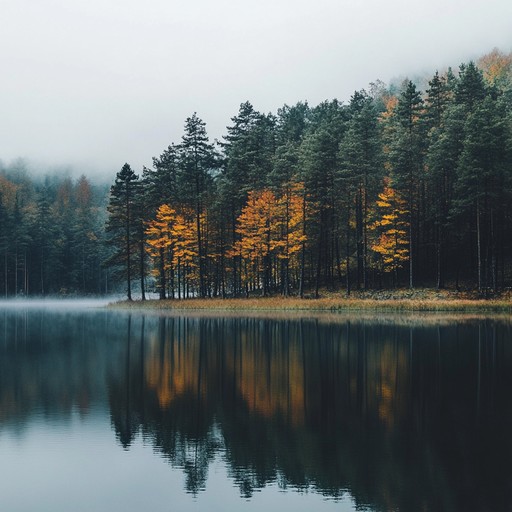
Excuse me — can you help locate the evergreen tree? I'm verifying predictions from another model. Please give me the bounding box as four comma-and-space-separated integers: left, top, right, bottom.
276, 102, 310, 145
299, 100, 347, 296
387, 80, 425, 288
453, 95, 510, 291
178, 113, 217, 297
455, 62, 486, 112
339, 90, 383, 289
106, 164, 141, 300
11, 193, 32, 296
0, 192, 8, 297
219, 103, 276, 295
424, 71, 455, 288
425, 72, 451, 130
34, 185, 56, 294
143, 143, 180, 214
426, 103, 465, 288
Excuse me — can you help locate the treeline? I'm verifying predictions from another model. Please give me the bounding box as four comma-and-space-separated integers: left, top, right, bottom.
107, 49, 512, 299
0, 164, 110, 296
2, 49, 512, 298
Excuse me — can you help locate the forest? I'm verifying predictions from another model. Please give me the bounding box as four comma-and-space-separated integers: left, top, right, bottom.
1, 48, 512, 298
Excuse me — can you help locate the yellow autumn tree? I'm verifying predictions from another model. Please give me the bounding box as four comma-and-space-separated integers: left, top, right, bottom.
171, 208, 198, 298
146, 204, 198, 299
145, 204, 177, 299
477, 48, 512, 85
230, 185, 308, 295
231, 189, 282, 295
369, 183, 409, 281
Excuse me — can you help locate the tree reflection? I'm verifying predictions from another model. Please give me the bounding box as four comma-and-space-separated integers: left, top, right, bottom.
1, 310, 512, 510
106, 315, 512, 509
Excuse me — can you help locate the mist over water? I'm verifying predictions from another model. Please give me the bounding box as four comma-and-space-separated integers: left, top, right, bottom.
0, 297, 119, 310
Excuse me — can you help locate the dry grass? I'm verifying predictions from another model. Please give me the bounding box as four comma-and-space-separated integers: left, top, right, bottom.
108, 290, 512, 313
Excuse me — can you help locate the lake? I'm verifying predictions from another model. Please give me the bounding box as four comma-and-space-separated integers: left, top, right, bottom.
1, 303, 511, 511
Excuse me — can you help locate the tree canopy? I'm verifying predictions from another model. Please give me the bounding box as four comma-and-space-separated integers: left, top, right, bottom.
2, 48, 512, 298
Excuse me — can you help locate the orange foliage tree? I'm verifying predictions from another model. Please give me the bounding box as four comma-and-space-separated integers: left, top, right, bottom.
145, 204, 176, 299
146, 204, 198, 299
171, 208, 198, 298
230, 184, 306, 295
478, 48, 512, 85
369, 183, 409, 282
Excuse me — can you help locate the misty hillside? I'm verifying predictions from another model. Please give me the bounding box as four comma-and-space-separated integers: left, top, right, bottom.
1, 48, 512, 297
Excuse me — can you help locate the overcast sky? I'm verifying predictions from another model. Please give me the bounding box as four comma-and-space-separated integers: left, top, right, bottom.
1, 0, 512, 178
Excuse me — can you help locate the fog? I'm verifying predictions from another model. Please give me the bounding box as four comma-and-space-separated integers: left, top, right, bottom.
0, 297, 120, 310
1, 0, 511, 176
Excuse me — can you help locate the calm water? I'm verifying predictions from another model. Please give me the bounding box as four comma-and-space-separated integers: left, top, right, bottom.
1, 305, 512, 511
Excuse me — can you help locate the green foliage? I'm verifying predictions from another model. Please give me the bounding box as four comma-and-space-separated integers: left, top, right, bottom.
106, 163, 142, 300
3, 49, 512, 297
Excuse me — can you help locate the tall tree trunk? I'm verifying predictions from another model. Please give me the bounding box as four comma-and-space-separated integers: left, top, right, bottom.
363, 177, 368, 290
409, 210, 413, 289
126, 189, 132, 302
299, 191, 307, 299
139, 225, 146, 301
15, 245, 18, 297
436, 225, 444, 289
196, 208, 204, 298
476, 199, 482, 293
40, 245, 45, 295
356, 187, 363, 290
159, 247, 166, 300
315, 218, 323, 299
346, 209, 351, 297
4, 252, 7, 298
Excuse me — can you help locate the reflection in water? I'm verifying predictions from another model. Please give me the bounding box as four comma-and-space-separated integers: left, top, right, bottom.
1, 309, 512, 511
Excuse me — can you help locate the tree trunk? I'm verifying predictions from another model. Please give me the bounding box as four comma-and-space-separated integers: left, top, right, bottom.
139, 225, 146, 301
299, 191, 307, 299
346, 200, 351, 297
159, 246, 166, 300
476, 200, 482, 293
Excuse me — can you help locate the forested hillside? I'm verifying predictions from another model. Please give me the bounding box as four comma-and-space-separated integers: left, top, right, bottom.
2, 49, 512, 297
0, 165, 110, 296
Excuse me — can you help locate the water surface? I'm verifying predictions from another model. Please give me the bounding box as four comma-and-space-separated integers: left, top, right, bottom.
1, 305, 511, 511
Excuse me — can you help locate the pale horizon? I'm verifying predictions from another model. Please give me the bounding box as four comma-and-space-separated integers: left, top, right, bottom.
2, 0, 511, 178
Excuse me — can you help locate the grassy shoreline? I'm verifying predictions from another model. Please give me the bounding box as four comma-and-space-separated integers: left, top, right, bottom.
108, 291, 512, 313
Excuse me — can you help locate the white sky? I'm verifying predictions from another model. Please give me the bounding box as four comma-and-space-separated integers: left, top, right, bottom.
1, 0, 511, 178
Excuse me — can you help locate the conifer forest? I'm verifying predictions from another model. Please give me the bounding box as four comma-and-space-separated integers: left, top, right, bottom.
2, 49, 512, 298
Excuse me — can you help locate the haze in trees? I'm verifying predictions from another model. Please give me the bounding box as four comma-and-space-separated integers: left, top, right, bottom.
2, 48, 512, 298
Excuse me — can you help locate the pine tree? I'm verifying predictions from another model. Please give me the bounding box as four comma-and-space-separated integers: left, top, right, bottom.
426, 103, 465, 288
299, 100, 347, 296
0, 192, 8, 297
106, 164, 141, 300
387, 80, 425, 288
455, 62, 486, 113
276, 102, 310, 145
143, 143, 180, 213
34, 185, 56, 294
219, 103, 278, 295
425, 71, 455, 288
453, 95, 509, 291
178, 113, 217, 297
339, 90, 383, 290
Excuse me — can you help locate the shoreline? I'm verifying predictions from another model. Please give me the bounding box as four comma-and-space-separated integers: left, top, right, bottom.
108, 293, 512, 313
